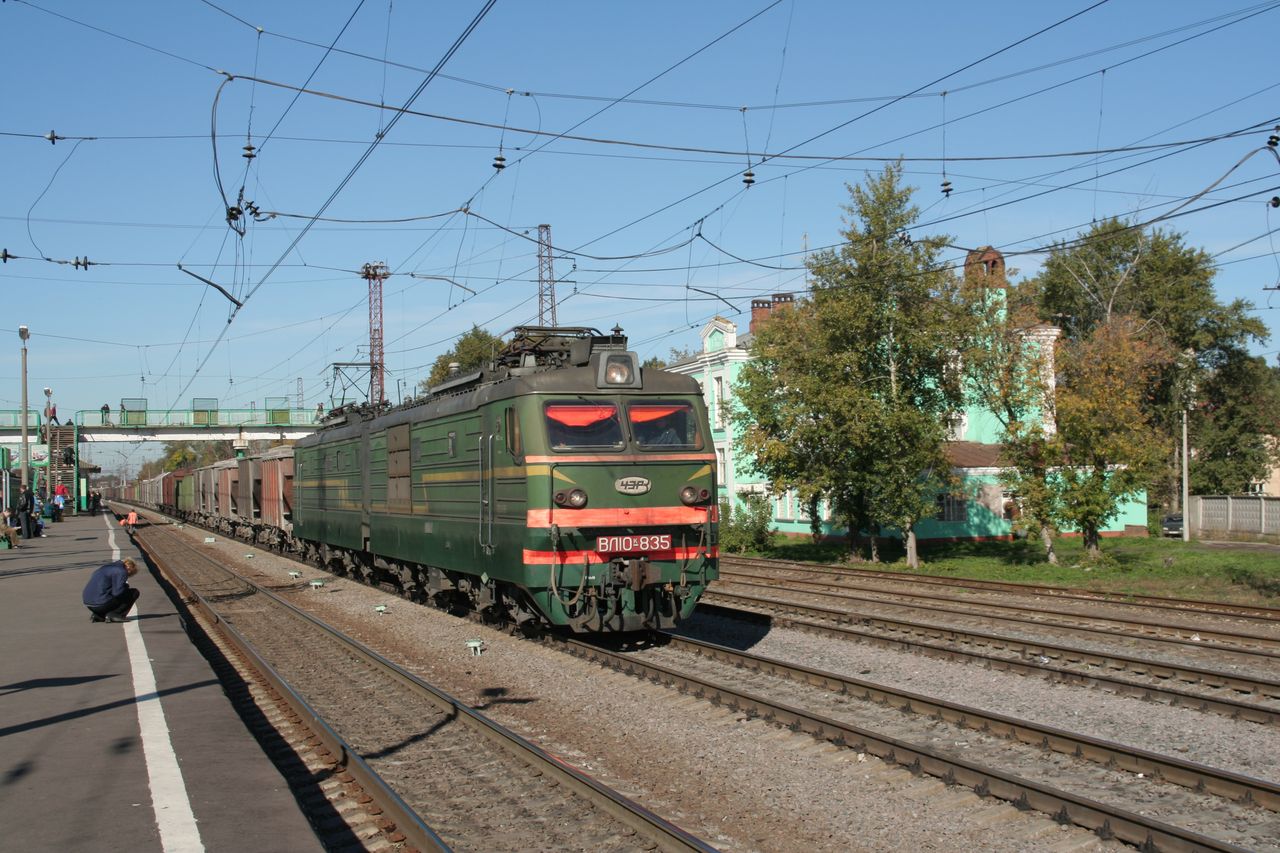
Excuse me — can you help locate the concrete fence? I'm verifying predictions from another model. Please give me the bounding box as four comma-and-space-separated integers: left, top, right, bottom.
1189, 495, 1280, 539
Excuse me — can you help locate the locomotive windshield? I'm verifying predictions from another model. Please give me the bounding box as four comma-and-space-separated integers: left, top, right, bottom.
544, 402, 624, 450
628, 401, 702, 449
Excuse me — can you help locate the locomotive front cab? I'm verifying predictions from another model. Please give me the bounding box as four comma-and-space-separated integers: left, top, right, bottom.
525, 365, 718, 632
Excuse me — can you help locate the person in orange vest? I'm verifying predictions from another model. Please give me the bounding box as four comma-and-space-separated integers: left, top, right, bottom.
121, 510, 139, 533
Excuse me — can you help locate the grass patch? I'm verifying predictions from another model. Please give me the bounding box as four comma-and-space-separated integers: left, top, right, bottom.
745, 535, 1280, 605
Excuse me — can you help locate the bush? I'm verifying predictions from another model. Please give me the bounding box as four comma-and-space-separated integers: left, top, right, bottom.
1225, 565, 1280, 597
719, 493, 776, 554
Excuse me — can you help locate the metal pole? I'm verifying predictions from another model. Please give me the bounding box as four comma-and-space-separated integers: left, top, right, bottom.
19, 326, 29, 490
1181, 407, 1190, 542
43, 387, 52, 493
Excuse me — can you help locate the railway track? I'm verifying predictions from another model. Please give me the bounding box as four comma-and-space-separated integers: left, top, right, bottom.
124, 505, 1279, 849
702, 586, 1280, 712
694, 601, 1280, 726
706, 584, 1280, 701
558, 631, 1278, 852
721, 555, 1280, 622
715, 565, 1280, 655
134, 522, 716, 853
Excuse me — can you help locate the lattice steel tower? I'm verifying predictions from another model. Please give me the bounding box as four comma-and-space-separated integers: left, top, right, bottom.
362, 262, 390, 405
537, 223, 557, 326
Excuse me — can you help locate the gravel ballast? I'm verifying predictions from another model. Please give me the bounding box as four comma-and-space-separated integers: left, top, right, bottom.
152, 516, 1254, 852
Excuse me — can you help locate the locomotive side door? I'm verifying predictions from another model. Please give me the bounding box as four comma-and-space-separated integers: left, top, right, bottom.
478, 408, 497, 554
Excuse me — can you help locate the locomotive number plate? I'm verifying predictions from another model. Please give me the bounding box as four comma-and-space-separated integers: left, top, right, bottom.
597, 534, 671, 553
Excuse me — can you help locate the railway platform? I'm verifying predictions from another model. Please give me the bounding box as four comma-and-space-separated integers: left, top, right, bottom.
0, 510, 322, 852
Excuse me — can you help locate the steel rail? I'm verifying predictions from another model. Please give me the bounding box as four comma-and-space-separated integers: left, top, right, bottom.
722, 555, 1280, 622
139, 525, 717, 853
702, 590, 1280, 700
557, 636, 1255, 853
716, 572, 1280, 658
657, 632, 1280, 811
695, 602, 1280, 726
132, 535, 451, 853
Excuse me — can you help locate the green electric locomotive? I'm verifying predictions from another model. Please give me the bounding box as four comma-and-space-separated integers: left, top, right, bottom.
293, 326, 718, 632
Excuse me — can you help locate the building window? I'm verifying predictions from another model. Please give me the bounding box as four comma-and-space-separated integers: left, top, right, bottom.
937, 493, 968, 523
713, 376, 725, 427
945, 411, 967, 441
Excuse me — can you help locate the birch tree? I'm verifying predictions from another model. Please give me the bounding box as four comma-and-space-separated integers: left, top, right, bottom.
735, 164, 966, 568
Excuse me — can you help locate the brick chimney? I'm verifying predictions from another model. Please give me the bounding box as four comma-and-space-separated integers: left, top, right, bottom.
749, 298, 772, 334
963, 246, 1005, 282
749, 293, 795, 335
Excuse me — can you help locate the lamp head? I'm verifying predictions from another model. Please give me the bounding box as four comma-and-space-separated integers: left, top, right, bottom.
43, 387, 51, 397
18, 326, 29, 341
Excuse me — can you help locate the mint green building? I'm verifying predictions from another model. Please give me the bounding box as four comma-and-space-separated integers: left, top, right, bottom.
669, 250, 1147, 542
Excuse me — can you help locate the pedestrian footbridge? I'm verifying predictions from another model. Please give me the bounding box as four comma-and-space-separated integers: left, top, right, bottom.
0, 406, 323, 442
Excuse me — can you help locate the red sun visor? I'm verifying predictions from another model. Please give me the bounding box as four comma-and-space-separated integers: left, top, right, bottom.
545, 404, 617, 427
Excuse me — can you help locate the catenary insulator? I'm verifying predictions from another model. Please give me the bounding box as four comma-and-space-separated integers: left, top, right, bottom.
742, 169, 755, 186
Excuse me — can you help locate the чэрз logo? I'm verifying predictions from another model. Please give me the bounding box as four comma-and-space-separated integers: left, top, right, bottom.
614, 477, 651, 495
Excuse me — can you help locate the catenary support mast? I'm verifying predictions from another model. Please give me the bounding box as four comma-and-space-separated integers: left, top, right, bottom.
537, 224, 557, 326
362, 262, 389, 405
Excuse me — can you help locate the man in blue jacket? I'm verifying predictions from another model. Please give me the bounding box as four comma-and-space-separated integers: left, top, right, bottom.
82, 558, 140, 623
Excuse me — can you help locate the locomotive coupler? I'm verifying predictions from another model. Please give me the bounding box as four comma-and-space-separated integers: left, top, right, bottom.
608, 556, 651, 591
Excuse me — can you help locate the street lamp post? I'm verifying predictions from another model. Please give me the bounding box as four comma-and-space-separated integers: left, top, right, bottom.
1180, 348, 1196, 543
1182, 407, 1190, 543
44, 386, 58, 509
18, 326, 29, 489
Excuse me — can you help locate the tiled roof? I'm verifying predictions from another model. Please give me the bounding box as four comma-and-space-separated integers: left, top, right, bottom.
945, 441, 1003, 468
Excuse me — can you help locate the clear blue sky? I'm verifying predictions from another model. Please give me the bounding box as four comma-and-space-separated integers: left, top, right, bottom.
3, 1, 1279, 473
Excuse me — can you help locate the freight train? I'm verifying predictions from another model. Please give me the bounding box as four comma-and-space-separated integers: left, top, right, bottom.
121, 326, 719, 632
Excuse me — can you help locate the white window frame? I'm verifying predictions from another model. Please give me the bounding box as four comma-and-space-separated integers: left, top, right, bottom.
937, 493, 968, 523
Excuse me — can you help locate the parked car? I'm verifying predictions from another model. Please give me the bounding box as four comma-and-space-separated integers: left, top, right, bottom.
1161, 514, 1184, 538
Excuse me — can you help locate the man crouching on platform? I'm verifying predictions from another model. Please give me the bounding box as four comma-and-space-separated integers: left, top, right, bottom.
83, 558, 140, 623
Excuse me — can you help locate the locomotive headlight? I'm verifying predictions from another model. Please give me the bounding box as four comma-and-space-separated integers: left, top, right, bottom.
594, 351, 641, 388
604, 356, 633, 385
680, 486, 710, 506
554, 488, 589, 508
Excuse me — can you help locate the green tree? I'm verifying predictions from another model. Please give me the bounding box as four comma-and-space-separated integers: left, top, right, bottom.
734, 163, 968, 568
418, 326, 504, 392
1032, 218, 1268, 505
642, 345, 698, 370
1191, 355, 1280, 494
1051, 316, 1173, 557
717, 493, 776, 553
962, 275, 1063, 564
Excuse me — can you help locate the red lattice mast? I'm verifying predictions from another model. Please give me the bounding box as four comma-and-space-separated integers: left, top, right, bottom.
537, 223, 557, 326
362, 262, 389, 405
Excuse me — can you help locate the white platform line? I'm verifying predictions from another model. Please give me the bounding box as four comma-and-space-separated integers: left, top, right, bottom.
105, 514, 205, 852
